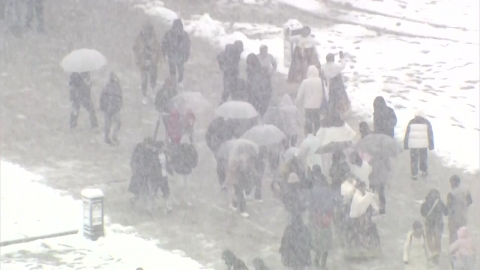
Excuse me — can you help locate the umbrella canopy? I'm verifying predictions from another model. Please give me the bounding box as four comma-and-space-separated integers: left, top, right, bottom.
166, 91, 211, 115
216, 139, 259, 160
315, 141, 353, 154
356, 133, 399, 158
282, 147, 300, 163
298, 134, 323, 159
61, 49, 107, 73
241, 124, 286, 146
215, 101, 258, 120
316, 123, 356, 147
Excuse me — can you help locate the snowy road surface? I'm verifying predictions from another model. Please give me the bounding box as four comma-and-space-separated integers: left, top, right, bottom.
0, 161, 210, 270
1, 0, 479, 269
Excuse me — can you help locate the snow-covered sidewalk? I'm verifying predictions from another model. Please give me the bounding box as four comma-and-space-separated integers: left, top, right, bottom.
131, 0, 479, 173
0, 161, 210, 270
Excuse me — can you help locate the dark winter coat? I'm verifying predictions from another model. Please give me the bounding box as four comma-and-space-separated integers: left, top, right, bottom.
133, 22, 163, 70
205, 117, 235, 154
129, 142, 161, 197
222, 250, 250, 270
155, 78, 177, 113
369, 154, 390, 186
421, 190, 448, 227
69, 72, 92, 103
373, 96, 397, 138
100, 73, 123, 115
231, 78, 249, 101
404, 116, 434, 150
280, 218, 313, 268
170, 143, 198, 175
162, 19, 191, 63
283, 182, 308, 217
217, 44, 241, 77
246, 54, 271, 116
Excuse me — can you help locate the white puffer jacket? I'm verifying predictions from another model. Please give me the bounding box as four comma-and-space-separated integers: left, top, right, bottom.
295, 65, 325, 109
404, 114, 434, 150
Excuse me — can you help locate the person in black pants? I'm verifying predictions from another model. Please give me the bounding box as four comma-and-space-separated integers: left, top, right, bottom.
99, 72, 123, 145
404, 110, 434, 180
217, 41, 243, 103
69, 72, 98, 129
162, 19, 190, 86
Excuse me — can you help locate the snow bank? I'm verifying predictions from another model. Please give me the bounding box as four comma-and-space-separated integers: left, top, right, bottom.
133, 0, 178, 25
0, 161, 210, 270
328, 0, 479, 31
277, 0, 478, 44
131, 1, 479, 172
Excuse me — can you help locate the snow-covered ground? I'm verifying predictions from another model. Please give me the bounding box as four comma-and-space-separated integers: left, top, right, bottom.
0, 161, 210, 270
133, 0, 479, 173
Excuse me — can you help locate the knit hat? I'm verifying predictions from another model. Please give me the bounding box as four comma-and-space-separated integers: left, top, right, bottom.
287, 173, 300, 183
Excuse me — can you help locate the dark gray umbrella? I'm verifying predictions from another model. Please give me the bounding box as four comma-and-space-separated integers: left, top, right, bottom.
315, 141, 353, 154
356, 133, 399, 158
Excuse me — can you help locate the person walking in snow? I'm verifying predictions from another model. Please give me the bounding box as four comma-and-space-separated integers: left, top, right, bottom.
129, 137, 161, 212
421, 189, 448, 264
295, 65, 326, 135
373, 96, 397, 138
257, 44, 277, 93
162, 18, 190, 86
246, 53, 271, 117
218, 41, 244, 103
349, 151, 372, 189
321, 52, 349, 117
278, 94, 301, 147
280, 215, 313, 270
403, 220, 429, 270
283, 173, 308, 219
447, 175, 473, 244
222, 249, 250, 270
404, 110, 434, 180
449, 226, 476, 270
359, 121, 371, 139
69, 72, 98, 129
99, 72, 123, 145
369, 153, 390, 215
226, 154, 258, 218
308, 165, 336, 270
133, 20, 163, 104
154, 141, 173, 212
25, 0, 44, 32
287, 46, 305, 84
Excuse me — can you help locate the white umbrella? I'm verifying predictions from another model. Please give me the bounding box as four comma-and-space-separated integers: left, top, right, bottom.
61, 49, 107, 73
316, 123, 356, 146
242, 124, 286, 146
167, 91, 211, 115
216, 139, 259, 160
215, 101, 258, 120
298, 134, 323, 158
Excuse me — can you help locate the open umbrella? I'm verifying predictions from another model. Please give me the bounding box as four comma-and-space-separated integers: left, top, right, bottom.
60, 49, 107, 73
316, 123, 356, 146
215, 101, 258, 120
166, 91, 211, 115
315, 141, 353, 154
241, 124, 286, 146
356, 133, 399, 158
216, 139, 259, 160
298, 134, 323, 158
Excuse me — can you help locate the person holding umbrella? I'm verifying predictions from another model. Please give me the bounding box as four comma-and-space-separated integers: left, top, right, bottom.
69, 72, 98, 129
133, 20, 163, 104
25, 0, 44, 32
99, 72, 123, 145
162, 18, 191, 87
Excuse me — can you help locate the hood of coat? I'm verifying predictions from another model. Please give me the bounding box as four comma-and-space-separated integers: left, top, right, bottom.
171, 19, 184, 34
322, 62, 342, 79
414, 109, 426, 118
280, 94, 294, 107
373, 96, 387, 111
457, 227, 470, 239
306, 65, 319, 78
